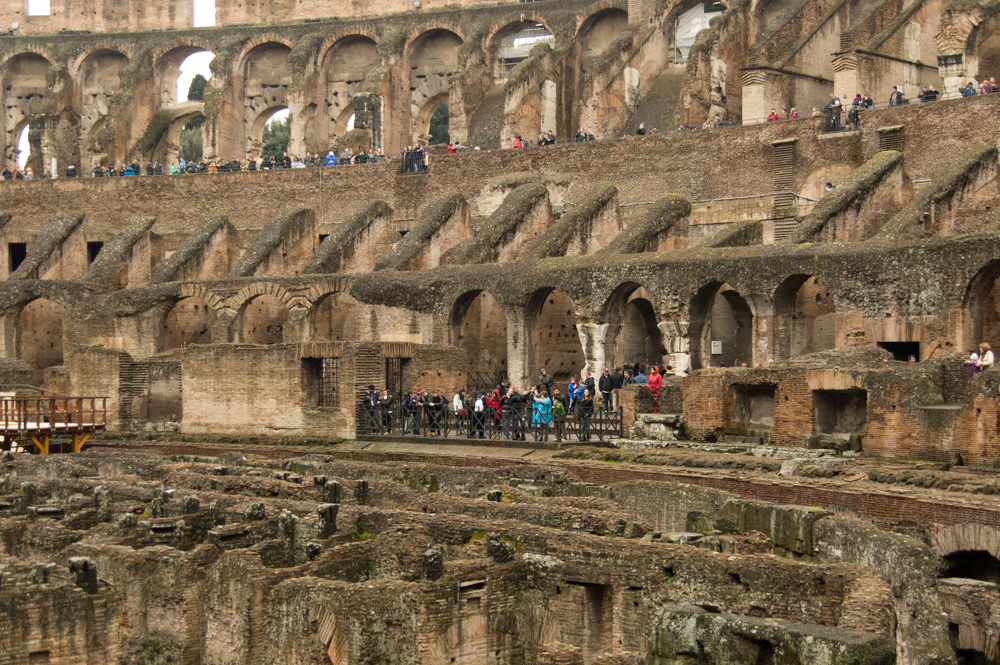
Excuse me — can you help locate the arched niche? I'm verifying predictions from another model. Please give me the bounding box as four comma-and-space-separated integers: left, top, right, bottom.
239, 294, 289, 344
162, 297, 216, 351
450, 290, 508, 374
526, 288, 583, 385
16, 298, 64, 370
689, 282, 753, 369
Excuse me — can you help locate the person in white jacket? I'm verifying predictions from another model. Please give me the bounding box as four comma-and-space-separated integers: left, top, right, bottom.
978, 343, 995, 370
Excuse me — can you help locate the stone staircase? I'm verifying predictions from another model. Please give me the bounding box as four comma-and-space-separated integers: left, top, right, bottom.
771, 140, 800, 242
118, 354, 149, 425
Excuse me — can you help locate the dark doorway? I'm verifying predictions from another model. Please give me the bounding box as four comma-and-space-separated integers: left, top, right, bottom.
8, 242, 26, 273
87, 241, 104, 265
877, 341, 919, 362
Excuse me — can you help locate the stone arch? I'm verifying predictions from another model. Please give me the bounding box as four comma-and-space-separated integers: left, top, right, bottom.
450, 290, 508, 374
488, 19, 555, 82
180, 283, 227, 311
689, 281, 754, 369
407, 29, 463, 145
963, 260, 1000, 353
415, 92, 449, 145
1, 52, 51, 170
309, 291, 367, 342
602, 282, 664, 370
242, 42, 293, 155
15, 298, 64, 370
229, 283, 297, 314
249, 106, 290, 158
576, 8, 629, 59
526, 288, 583, 385
162, 296, 217, 351
933, 524, 1000, 581
968, 12, 1000, 89
773, 274, 835, 361
155, 44, 217, 106
321, 36, 377, 146
237, 294, 289, 344
156, 110, 207, 167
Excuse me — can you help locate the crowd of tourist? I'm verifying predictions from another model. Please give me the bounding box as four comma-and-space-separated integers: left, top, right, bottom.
361, 364, 678, 441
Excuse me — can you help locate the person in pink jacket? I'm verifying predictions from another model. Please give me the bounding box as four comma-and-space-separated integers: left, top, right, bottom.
647, 366, 662, 413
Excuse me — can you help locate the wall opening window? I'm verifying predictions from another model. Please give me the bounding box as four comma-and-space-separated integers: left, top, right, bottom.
27, 0, 51, 17
192, 0, 216, 27
8, 243, 27, 274
877, 341, 920, 362
86, 241, 104, 265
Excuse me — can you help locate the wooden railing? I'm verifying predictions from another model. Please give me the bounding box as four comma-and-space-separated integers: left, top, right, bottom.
0, 396, 108, 435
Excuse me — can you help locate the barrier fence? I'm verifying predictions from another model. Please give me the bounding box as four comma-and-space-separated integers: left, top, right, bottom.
359, 399, 622, 443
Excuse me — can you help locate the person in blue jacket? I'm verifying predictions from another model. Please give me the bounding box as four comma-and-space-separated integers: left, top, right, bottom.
323, 151, 338, 167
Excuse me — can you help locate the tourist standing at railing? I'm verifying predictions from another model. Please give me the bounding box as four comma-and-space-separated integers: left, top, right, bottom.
452, 389, 466, 428
634, 366, 647, 385
647, 366, 662, 414
567, 376, 578, 411
977, 343, 994, 371
472, 393, 486, 439
534, 391, 553, 442
363, 385, 379, 432
578, 390, 594, 441
379, 390, 393, 434
598, 368, 613, 412
889, 86, 905, 106
403, 391, 422, 435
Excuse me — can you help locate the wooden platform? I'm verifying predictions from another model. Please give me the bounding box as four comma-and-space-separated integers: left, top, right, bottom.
0, 396, 108, 454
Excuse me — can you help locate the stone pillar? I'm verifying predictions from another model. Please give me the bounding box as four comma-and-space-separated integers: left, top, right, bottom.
938, 53, 973, 98
325, 481, 342, 504
284, 306, 308, 344
317, 503, 339, 538
658, 320, 691, 373
352, 93, 384, 154
505, 306, 531, 389
576, 321, 610, 379
354, 479, 369, 506
68, 557, 99, 594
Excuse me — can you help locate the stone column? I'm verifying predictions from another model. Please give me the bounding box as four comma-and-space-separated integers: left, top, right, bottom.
284, 306, 308, 344
576, 321, 610, 378
353, 93, 384, 154
658, 320, 691, 373
505, 306, 531, 388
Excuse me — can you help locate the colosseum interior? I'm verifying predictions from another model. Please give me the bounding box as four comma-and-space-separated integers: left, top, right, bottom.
5, 0, 1000, 663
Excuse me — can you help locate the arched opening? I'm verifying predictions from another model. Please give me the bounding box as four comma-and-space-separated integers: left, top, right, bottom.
451, 291, 508, 374
578, 9, 629, 60
941, 550, 1000, 583
179, 114, 207, 163
334, 105, 356, 138
250, 107, 290, 160
322, 36, 376, 144
526, 288, 583, 385
773, 275, 835, 361
491, 21, 554, 82
163, 297, 216, 351
604, 284, 664, 369
243, 43, 292, 155
156, 47, 216, 106
2, 53, 50, 171
415, 94, 449, 146
689, 282, 753, 369
78, 49, 128, 107
310, 292, 365, 342
408, 29, 462, 144
16, 299, 64, 370
964, 261, 1000, 353
240, 294, 288, 344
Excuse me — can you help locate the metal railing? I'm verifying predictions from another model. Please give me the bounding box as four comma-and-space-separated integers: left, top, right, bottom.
399, 150, 428, 174
359, 399, 622, 443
